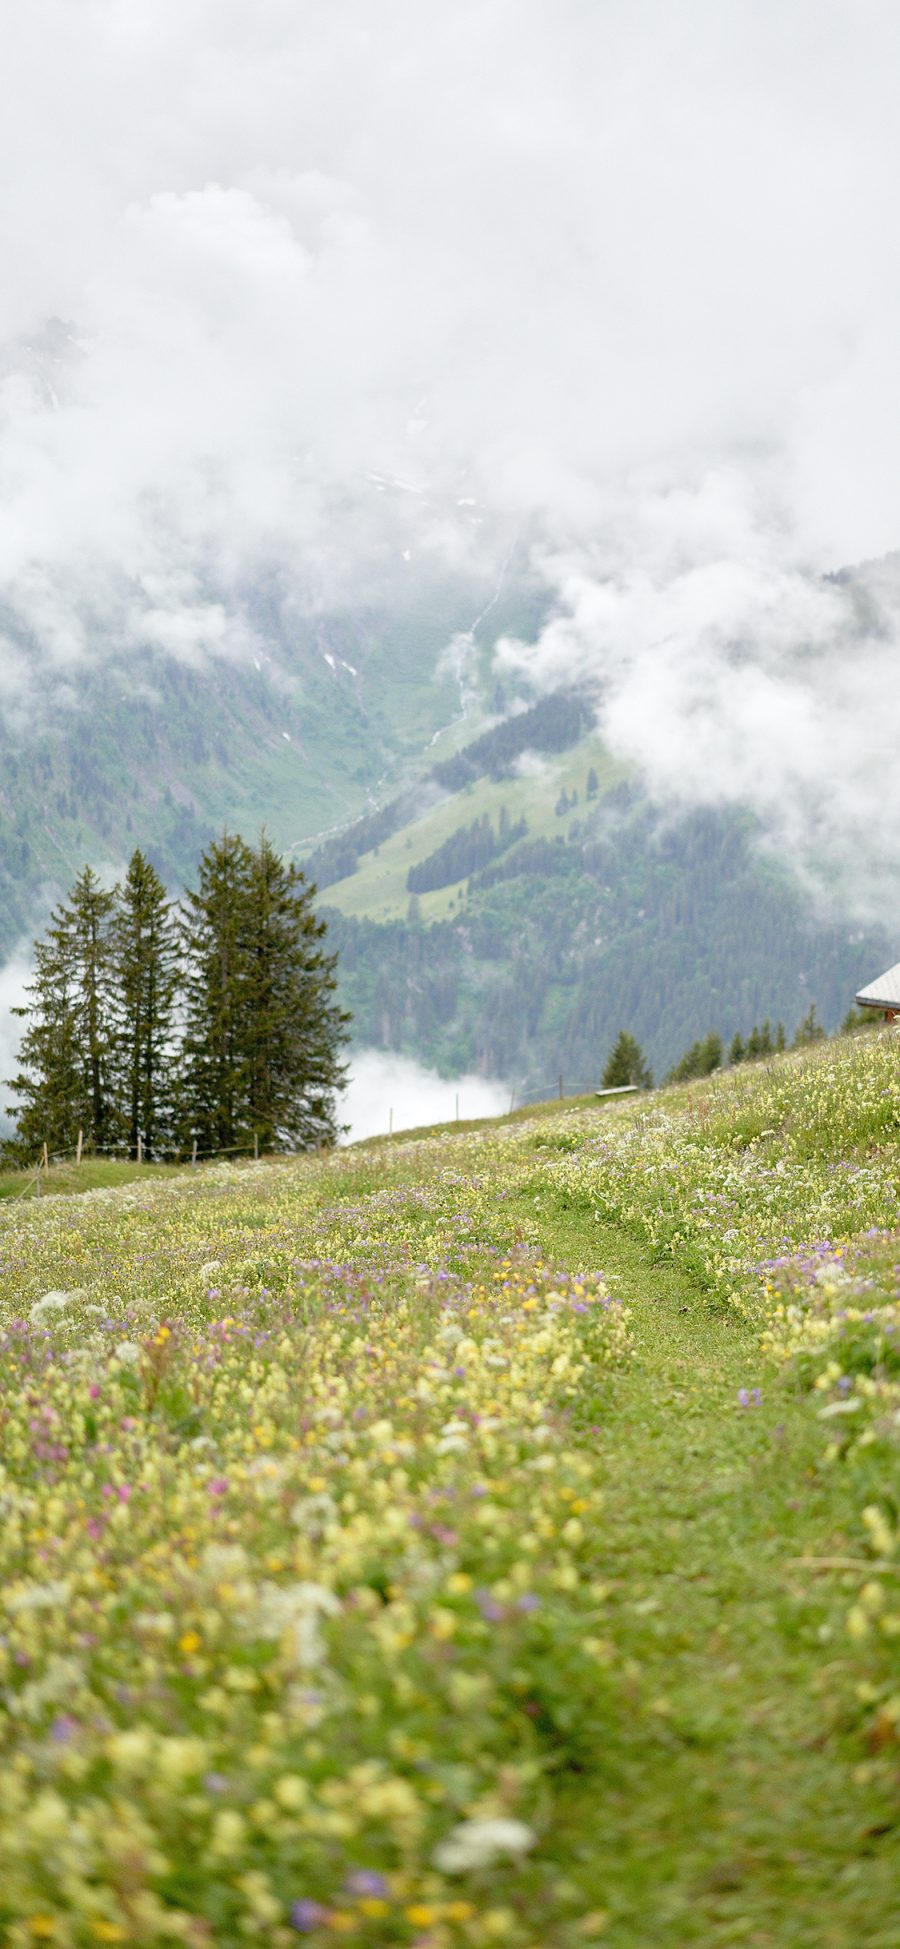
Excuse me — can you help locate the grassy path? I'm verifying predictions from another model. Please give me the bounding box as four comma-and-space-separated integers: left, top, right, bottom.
521, 1190, 900, 1948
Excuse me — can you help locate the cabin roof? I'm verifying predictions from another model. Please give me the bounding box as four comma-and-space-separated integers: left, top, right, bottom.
855, 960, 900, 1009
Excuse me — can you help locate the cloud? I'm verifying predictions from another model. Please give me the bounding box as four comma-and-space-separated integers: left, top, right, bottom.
0, 949, 32, 1133
496, 471, 900, 918
2, 1, 900, 898
342, 1050, 509, 1143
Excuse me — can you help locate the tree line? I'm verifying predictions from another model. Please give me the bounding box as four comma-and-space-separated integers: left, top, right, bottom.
601, 1003, 844, 1092
407, 809, 527, 896
4, 834, 349, 1165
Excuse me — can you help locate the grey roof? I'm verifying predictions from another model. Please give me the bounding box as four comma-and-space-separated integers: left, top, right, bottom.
855, 960, 900, 1009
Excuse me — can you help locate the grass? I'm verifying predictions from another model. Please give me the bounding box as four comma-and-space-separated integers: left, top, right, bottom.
0, 1157, 184, 1203
319, 733, 623, 923
514, 1202, 900, 1946
1, 1036, 899, 1945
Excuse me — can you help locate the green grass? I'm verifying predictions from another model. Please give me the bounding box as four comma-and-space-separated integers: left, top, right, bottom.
1, 1039, 899, 1944
512, 1200, 899, 1945
320, 733, 623, 922
0, 1156, 186, 1202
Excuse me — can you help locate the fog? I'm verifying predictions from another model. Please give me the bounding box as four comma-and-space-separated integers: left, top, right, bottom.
2, 2, 900, 903
341, 1051, 509, 1144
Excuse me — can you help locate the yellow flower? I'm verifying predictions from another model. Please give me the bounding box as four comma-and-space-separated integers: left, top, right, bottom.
178, 1629, 202, 1655
405, 1906, 439, 1928
27, 1922, 58, 1941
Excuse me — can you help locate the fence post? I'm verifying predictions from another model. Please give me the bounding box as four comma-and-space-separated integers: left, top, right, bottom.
137, 1133, 143, 1165
254, 1132, 259, 1160
455, 1093, 459, 1123
388, 1108, 393, 1135
559, 1073, 563, 1100
42, 1140, 49, 1172
191, 1139, 198, 1167
76, 1128, 83, 1166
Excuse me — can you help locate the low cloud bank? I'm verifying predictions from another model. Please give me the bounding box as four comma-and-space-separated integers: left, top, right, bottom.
497, 487, 900, 923
341, 1050, 509, 1144
0, 949, 31, 1132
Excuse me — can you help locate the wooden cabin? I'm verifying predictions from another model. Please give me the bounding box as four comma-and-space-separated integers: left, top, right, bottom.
855, 961, 900, 1023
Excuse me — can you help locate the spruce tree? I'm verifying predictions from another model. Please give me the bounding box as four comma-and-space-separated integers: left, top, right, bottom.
668, 1032, 722, 1083
69, 868, 118, 1151
113, 851, 180, 1159
5, 929, 85, 1160
602, 1030, 653, 1090
179, 833, 252, 1157
794, 1002, 825, 1047
179, 833, 349, 1155
6, 867, 117, 1158
243, 833, 350, 1148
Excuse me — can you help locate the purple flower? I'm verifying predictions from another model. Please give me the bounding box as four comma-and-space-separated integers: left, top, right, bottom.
290, 1900, 329, 1932
737, 1389, 750, 1408
345, 1870, 388, 1898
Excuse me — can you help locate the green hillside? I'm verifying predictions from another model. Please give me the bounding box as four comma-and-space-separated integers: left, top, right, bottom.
323, 786, 890, 1087
1, 569, 892, 1089
0, 570, 536, 958
2, 1029, 899, 1944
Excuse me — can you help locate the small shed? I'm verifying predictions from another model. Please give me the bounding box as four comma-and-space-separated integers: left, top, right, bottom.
854, 961, 900, 1023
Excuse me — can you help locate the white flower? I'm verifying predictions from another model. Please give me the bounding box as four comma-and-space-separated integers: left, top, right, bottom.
200, 1543, 249, 1582
6, 1579, 72, 1613
112, 1340, 142, 1365
432, 1816, 536, 1874
253, 1580, 340, 1668
29, 1289, 83, 1323
199, 1260, 223, 1282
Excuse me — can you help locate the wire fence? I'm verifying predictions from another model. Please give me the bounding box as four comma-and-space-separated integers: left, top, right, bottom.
380, 1078, 639, 1137
509, 1077, 640, 1111
2, 1133, 316, 1200
6, 1081, 641, 1194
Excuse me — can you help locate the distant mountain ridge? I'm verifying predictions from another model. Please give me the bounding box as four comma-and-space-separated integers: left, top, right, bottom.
0, 557, 893, 1085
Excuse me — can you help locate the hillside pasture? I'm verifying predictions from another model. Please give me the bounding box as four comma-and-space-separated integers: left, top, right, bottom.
0, 1035, 899, 1944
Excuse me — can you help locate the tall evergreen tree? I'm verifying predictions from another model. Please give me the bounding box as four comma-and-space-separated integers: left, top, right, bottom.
113, 851, 179, 1159
5, 867, 117, 1158
667, 1031, 722, 1083
70, 867, 118, 1151
243, 834, 349, 1148
5, 928, 85, 1159
602, 1030, 653, 1090
794, 1002, 825, 1048
179, 833, 349, 1155
179, 833, 252, 1157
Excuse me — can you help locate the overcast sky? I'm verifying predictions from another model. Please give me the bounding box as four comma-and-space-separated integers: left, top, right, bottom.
3, 0, 900, 910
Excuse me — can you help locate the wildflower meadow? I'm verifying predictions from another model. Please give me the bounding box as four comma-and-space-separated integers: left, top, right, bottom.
1, 1029, 900, 1945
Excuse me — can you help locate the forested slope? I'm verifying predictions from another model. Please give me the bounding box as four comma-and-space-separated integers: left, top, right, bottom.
326, 802, 889, 1086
